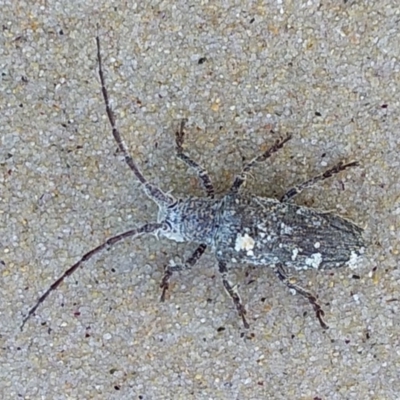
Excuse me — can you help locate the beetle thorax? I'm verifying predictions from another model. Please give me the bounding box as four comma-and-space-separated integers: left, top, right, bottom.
157, 197, 220, 245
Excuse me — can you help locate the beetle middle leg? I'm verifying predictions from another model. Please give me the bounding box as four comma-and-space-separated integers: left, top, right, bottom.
275, 263, 328, 329
218, 260, 249, 329
229, 134, 292, 194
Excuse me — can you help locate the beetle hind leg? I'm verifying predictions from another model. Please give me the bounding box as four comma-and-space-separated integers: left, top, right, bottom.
280, 161, 359, 202
275, 263, 329, 329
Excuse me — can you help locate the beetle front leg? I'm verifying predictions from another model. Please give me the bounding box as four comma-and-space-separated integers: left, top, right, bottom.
160, 244, 207, 301
175, 119, 215, 198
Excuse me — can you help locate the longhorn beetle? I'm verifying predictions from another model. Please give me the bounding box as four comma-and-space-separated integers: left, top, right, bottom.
21, 35, 365, 331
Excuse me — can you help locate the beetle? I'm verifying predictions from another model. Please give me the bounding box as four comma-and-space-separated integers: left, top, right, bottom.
20, 35, 364, 331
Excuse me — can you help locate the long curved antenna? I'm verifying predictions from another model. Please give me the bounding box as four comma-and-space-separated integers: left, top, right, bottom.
96, 34, 174, 206
21, 222, 165, 330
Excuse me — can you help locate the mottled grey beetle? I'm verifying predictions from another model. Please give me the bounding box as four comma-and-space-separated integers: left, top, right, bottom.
21, 36, 365, 331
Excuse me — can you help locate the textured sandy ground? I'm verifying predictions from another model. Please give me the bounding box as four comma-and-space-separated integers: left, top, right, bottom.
1, 1, 399, 399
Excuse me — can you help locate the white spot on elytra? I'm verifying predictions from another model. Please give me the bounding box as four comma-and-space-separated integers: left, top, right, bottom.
314, 242, 321, 249
280, 223, 293, 235
291, 248, 299, 261
305, 253, 322, 269
346, 250, 363, 270
235, 233, 255, 252
257, 223, 267, 232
